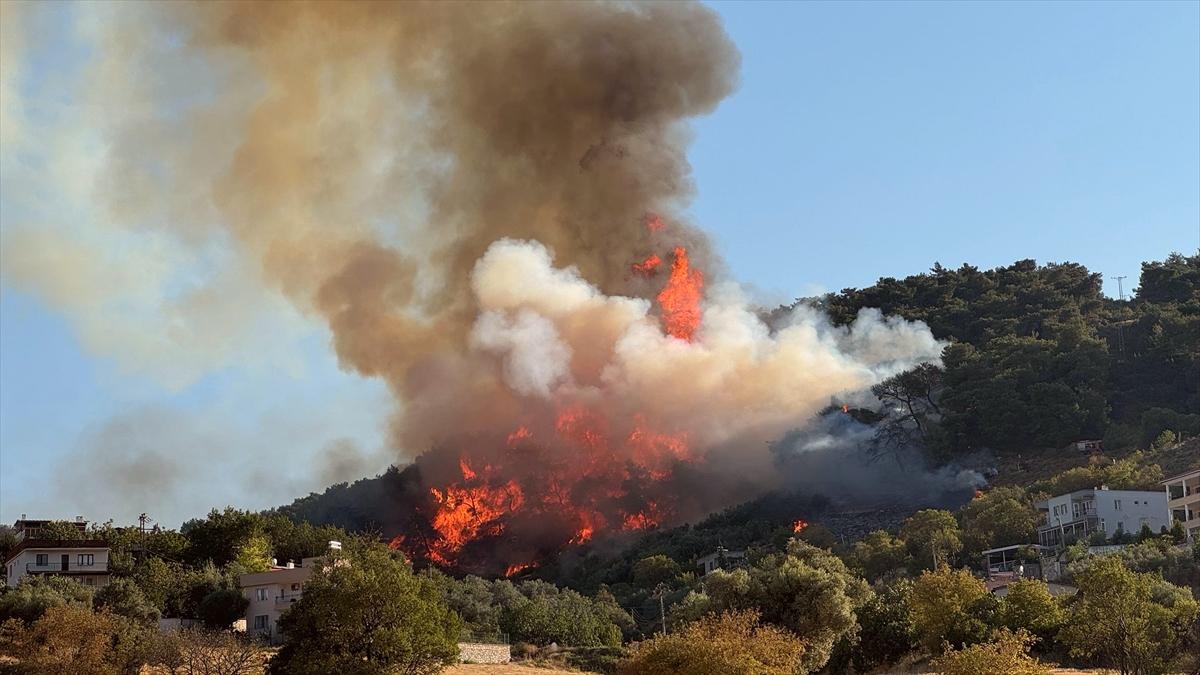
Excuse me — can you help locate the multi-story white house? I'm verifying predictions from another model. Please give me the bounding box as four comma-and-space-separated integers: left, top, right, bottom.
239, 542, 339, 644
1163, 469, 1200, 542
3, 517, 111, 588
1036, 487, 1170, 549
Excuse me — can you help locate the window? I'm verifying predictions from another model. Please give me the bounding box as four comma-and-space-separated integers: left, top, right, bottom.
291, 583, 301, 591
256, 588, 268, 601
35, 554, 47, 566
1114, 500, 1122, 510
1072, 503, 1080, 518
253, 615, 269, 630
77, 554, 94, 566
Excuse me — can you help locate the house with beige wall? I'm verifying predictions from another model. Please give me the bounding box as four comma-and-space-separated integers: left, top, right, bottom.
1164, 469, 1200, 542
240, 542, 340, 644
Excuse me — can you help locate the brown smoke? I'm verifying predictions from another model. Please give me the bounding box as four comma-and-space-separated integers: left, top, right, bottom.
164, 1, 739, 450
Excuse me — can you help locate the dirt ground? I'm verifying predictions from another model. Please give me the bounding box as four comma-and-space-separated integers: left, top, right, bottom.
446, 665, 595, 675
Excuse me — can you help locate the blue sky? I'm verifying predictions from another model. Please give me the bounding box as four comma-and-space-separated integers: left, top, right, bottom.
1, 1, 1197, 527
692, 0, 1199, 298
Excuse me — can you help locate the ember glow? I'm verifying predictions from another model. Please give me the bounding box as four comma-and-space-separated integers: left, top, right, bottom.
792, 519, 809, 533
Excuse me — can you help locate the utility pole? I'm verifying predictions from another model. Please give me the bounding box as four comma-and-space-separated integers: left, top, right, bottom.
654, 583, 669, 636
1111, 275, 1128, 357
1111, 275, 1127, 301
138, 513, 153, 564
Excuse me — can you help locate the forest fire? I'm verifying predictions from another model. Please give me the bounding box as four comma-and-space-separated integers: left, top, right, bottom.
405, 407, 697, 572
395, 238, 708, 573
793, 519, 809, 533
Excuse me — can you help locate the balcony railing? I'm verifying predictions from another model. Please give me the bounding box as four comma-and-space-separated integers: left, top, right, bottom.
26, 562, 103, 573
274, 593, 303, 607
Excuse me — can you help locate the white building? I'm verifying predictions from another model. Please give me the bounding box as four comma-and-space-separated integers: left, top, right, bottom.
239, 542, 339, 644
3, 517, 111, 588
1163, 469, 1200, 542
696, 547, 746, 575
1036, 487, 1170, 549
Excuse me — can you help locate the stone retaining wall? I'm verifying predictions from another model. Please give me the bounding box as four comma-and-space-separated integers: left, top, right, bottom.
458, 642, 511, 664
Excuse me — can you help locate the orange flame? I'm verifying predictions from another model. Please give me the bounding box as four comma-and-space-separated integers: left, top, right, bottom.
792, 519, 808, 533
388, 534, 406, 550
505, 562, 534, 577
631, 253, 662, 277
658, 247, 703, 341
841, 404, 849, 413
427, 480, 524, 565
623, 501, 663, 530
459, 458, 477, 480
506, 425, 531, 447
410, 406, 694, 569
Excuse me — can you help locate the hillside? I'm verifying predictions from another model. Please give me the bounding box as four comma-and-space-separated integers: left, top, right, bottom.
272, 253, 1199, 571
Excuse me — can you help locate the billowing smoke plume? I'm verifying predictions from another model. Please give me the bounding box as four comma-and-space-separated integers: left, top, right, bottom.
2, 1, 946, 568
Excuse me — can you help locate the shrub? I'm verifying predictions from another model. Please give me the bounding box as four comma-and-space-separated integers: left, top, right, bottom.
908, 566, 991, 652
93, 577, 161, 625
503, 590, 623, 647
153, 627, 267, 675
0, 575, 93, 624
698, 540, 872, 673
268, 541, 460, 675
849, 530, 909, 582
957, 487, 1039, 555
564, 645, 627, 675
631, 555, 681, 588
901, 510, 963, 569
932, 629, 1051, 675
197, 588, 249, 630
847, 578, 917, 672
996, 579, 1063, 642
1059, 555, 1200, 674
620, 611, 804, 675
0, 605, 154, 674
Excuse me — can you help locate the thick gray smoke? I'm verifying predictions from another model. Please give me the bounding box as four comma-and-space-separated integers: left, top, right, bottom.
773, 409, 985, 508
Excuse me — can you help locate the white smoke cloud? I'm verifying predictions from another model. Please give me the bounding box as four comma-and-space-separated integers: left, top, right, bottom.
467, 239, 944, 450
471, 309, 573, 398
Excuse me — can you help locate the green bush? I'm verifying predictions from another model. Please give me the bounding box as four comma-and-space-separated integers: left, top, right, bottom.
268, 541, 460, 675
1059, 555, 1199, 674
197, 588, 248, 630
908, 566, 992, 653
0, 575, 93, 624
93, 578, 161, 625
